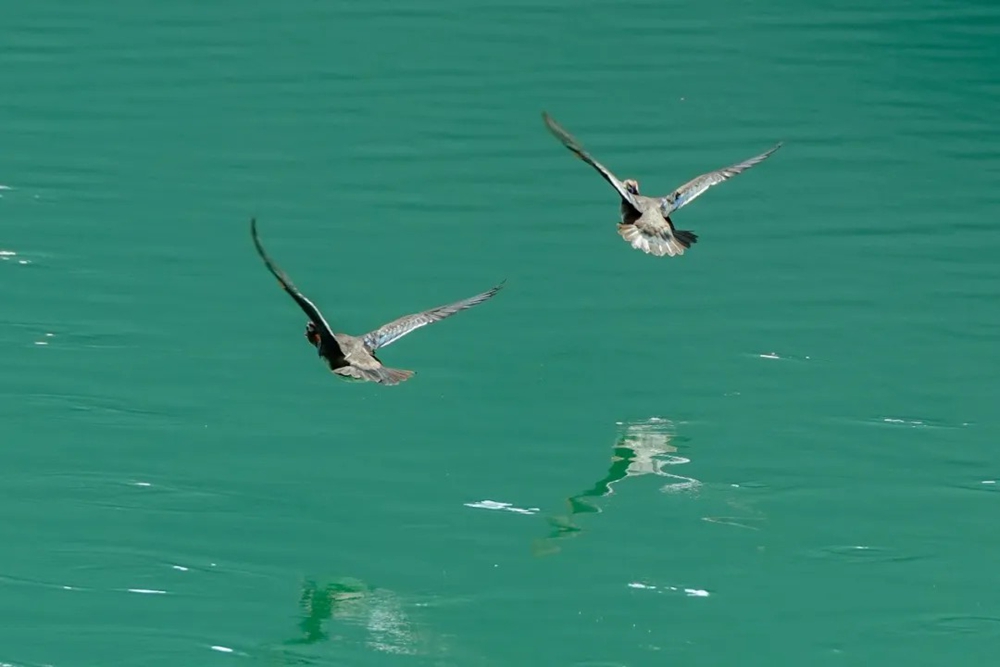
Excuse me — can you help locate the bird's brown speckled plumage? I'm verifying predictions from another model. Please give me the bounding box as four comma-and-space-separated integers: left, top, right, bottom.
542, 111, 781, 257
250, 218, 504, 386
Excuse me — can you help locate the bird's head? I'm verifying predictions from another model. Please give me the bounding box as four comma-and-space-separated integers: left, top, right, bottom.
304, 322, 321, 348
623, 179, 640, 195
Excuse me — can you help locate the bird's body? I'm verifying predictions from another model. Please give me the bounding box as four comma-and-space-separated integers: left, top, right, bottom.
542, 111, 781, 257
250, 218, 503, 386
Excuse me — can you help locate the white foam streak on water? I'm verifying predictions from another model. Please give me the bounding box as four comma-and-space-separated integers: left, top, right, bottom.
628, 582, 710, 597
464, 499, 539, 514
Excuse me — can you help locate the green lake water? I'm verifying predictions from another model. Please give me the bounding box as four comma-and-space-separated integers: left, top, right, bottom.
2, 0, 999, 665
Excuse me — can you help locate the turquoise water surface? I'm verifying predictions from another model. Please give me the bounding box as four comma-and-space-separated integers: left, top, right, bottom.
2, 0, 999, 665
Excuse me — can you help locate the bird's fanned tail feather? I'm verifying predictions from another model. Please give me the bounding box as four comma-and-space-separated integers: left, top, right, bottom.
335, 364, 415, 386
617, 223, 694, 257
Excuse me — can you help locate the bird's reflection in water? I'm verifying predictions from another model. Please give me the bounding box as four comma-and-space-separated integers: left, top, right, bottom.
260, 576, 483, 666
535, 417, 701, 556
281, 577, 430, 658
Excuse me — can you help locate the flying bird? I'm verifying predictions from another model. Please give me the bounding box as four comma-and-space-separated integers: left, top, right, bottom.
250, 217, 504, 386
542, 111, 781, 257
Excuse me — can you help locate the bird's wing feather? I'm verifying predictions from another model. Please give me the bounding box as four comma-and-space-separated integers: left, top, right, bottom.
363, 281, 505, 351
660, 143, 782, 214
250, 217, 343, 355
542, 112, 641, 212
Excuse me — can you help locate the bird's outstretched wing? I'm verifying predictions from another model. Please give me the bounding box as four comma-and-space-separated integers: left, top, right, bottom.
250, 217, 342, 351
363, 280, 505, 351
660, 143, 782, 214
542, 112, 641, 212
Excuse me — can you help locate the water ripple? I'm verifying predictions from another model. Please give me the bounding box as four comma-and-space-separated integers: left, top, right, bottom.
804, 544, 932, 565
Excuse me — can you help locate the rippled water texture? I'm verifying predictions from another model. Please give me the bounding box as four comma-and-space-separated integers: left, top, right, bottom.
2, 0, 999, 665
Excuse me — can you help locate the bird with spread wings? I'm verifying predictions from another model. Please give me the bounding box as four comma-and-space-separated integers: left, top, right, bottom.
250, 217, 504, 386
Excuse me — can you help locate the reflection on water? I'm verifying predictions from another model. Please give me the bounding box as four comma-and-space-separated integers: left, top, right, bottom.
535, 418, 701, 556
286, 577, 420, 654
613, 418, 700, 495
263, 576, 466, 665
